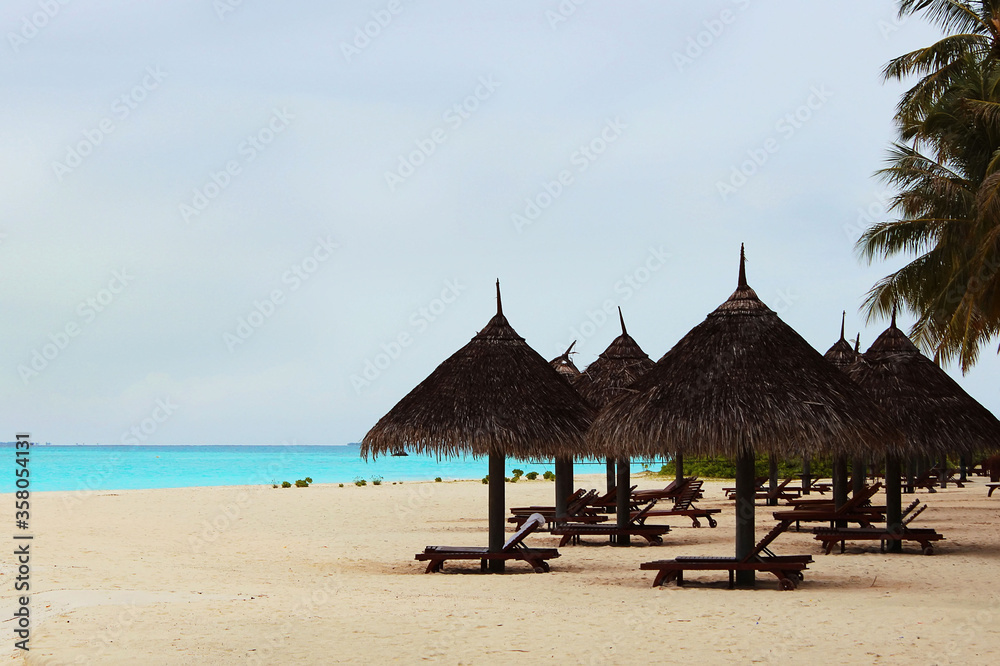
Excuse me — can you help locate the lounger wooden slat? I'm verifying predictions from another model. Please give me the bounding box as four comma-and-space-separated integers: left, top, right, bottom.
812, 500, 944, 555
630, 480, 720, 528
415, 513, 560, 573
640, 520, 811, 590
551, 501, 670, 546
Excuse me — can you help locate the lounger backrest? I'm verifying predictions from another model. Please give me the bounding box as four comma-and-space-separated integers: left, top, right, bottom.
902, 503, 927, 526
836, 482, 882, 514
567, 490, 599, 515
746, 520, 791, 561
629, 499, 659, 524
502, 513, 544, 551
674, 480, 704, 510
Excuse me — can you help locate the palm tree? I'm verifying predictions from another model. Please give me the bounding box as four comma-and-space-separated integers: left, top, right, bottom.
858, 1, 1000, 371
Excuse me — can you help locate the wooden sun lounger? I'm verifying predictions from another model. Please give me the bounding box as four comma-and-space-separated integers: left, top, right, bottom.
984, 482, 1000, 497
640, 520, 812, 590
551, 501, 670, 546
812, 501, 945, 555
631, 477, 698, 502
631, 479, 720, 528
772, 482, 884, 530
508, 489, 609, 528
415, 513, 559, 573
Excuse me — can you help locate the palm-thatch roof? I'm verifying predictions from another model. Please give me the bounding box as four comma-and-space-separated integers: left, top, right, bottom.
846, 311, 1000, 457
549, 341, 582, 378
587, 246, 903, 460
573, 308, 655, 409
361, 282, 596, 461
824, 311, 860, 371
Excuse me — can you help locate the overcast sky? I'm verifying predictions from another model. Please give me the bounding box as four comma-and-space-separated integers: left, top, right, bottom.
3, 1, 995, 446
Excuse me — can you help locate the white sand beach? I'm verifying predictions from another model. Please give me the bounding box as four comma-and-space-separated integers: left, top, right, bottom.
5, 475, 999, 664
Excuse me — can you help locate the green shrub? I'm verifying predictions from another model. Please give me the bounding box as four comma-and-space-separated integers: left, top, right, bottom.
661, 455, 836, 480
281, 481, 291, 488
305, 477, 313, 483
338, 483, 344, 487
511, 468, 524, 478
481, 476, 489, 484
354, 477, 367, 487
525, 471, 538, 480
434, 477, 442, 483
371, 476, 383, 486
295, 479, 309, 488
542, 470, 555, 481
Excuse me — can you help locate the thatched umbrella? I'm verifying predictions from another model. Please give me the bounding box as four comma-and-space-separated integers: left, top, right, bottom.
362, 281, 595, 571
588, 246, 901, 585
574, 308, 656, 545
823, 312, 863, 515
549, 342, 582, 518
847, 309, 1000, 551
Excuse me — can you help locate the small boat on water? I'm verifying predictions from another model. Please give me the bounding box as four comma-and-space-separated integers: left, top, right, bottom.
391, 449, 408, 457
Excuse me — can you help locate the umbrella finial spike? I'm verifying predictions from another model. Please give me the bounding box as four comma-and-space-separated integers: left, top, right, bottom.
566, 340, 576, 356
738, 243, 747, 288
496, 279, 503, 316
840, 311, 846, 341
854, 333, 860, 353
618, 306, 627, 335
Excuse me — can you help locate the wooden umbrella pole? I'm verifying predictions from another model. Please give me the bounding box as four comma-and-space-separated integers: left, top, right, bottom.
674, 452, 684, 483
606, 458, 616, 498
615, 458, 631, 547
801, 455, 811, 496
734, 448, 756, 587
885, 454, 902, 553
767, 453, 778, 507
488, 452, 506, 572
554, 457, 572, 520
833, 456, 849, 528
852, 456, 866, 497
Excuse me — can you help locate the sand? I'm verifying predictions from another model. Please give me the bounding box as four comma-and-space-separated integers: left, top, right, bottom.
4, 474, 999, 664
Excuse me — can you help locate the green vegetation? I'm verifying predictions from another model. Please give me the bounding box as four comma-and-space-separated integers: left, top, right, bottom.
371, 476, 383, 485
481, 476, 489, 484
542, 470, 555, 481
338, 483, 344, 487
660, 456, 835, 480
525, 471, 539, 480
354, 477, 367, 487
281, 481, 291, 488
859, 1, 1000, 370
434, 477, 442, 483
295, 479, 309, 488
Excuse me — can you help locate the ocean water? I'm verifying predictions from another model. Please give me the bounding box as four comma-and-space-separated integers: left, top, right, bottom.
5, 444, 663, 493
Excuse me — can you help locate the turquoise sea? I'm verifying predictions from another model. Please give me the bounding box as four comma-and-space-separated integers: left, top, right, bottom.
6, 444, 665, 493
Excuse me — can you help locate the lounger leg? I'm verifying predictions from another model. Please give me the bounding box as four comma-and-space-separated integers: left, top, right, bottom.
728, 570, 734, 589
558, 534, 571, 547
840, 540, 845, 554
652, 569, 668, 587
425, 560, 438, 574
691, 517, 701, 528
